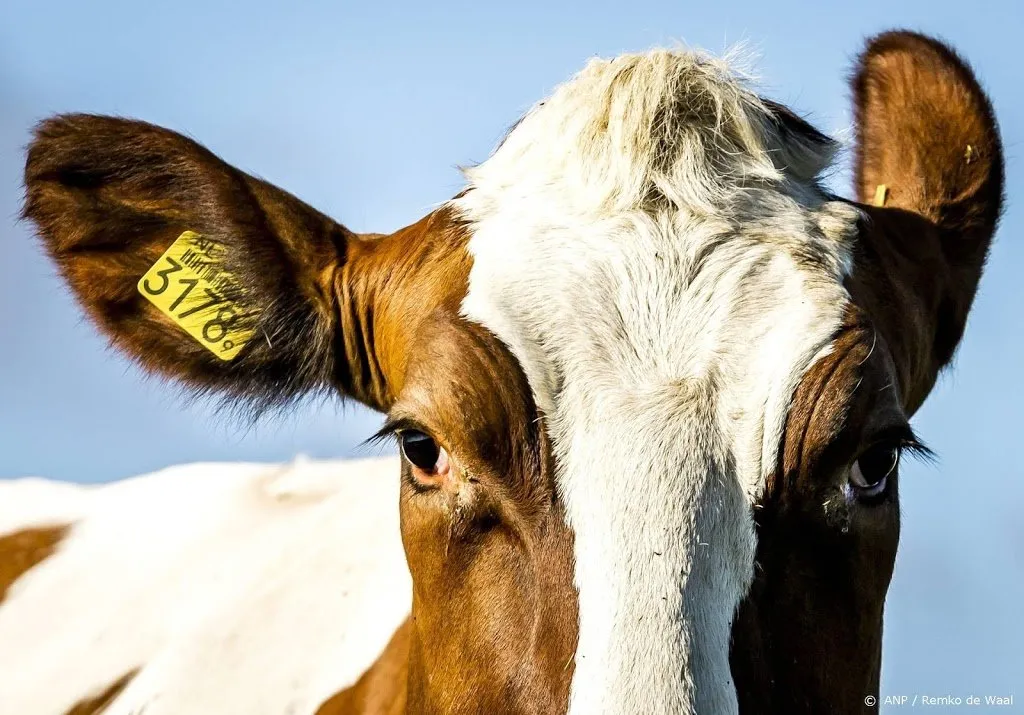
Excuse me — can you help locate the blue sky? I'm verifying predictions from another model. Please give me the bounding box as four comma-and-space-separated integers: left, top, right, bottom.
1, 0, 1021, 707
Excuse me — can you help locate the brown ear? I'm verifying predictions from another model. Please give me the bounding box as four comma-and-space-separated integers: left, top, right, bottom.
849, 31, 1004, 412
23, 114, 385, 411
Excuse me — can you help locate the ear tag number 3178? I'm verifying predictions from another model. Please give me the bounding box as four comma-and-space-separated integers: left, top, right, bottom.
137, 231, 256, 361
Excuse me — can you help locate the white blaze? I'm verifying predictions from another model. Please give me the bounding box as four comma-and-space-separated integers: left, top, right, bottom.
457, 48, 859, 713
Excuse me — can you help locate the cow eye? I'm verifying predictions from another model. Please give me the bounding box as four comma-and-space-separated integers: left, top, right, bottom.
400, 430, 447, 473
850, 443, 900, 500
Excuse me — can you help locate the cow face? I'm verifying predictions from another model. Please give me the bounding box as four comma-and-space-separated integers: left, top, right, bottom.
23, 31, 1001, 714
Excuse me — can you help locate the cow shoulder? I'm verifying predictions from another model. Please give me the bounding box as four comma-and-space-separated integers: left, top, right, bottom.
0, 458, 410, 715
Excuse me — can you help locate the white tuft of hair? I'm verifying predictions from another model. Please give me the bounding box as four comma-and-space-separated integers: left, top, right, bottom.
462, 46, 839, 218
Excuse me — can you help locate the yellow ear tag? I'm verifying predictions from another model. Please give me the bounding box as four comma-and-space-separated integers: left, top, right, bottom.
872, 184, 889, 207
138, 231, 257, 361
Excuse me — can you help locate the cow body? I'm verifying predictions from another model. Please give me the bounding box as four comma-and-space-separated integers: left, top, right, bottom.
0, 459, 409, 714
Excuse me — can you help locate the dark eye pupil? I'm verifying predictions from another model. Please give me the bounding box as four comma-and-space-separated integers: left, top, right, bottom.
859, 445, 899, 485
401, 430, 440, 470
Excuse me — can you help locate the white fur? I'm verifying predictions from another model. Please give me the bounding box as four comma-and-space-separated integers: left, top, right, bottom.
457, 48, 860, 713
0, 457, 409, 715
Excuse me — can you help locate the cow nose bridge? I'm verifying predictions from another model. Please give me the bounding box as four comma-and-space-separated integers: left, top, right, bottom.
554, 398, 757, 714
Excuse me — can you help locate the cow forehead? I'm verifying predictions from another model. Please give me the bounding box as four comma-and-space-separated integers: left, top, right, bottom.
455, 47, 860, 489
454, 48, 861, 712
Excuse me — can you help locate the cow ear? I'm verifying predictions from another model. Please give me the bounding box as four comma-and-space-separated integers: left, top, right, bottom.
853, 31, 1003, 252
23, 113, 379, 411
850, 32, 1004, 410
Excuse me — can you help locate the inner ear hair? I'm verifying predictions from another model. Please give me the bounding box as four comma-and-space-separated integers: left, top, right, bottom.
847, 31, 1004, 411
852, 30, 1004, 261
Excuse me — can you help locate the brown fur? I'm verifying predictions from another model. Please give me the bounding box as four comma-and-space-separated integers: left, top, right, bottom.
317, 311, 579, 715
394, 315, 578, 714
727, 31, 1003, 713
0, 525, 69, 604
851, 30, 1004, 412
22, 115, 475, 415
731, 308, 905, 713
62, 669, 139, 715
22, 114, 357, 412
18, 29, 1002, 714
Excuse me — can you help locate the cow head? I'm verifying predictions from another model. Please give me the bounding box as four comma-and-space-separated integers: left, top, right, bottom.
23, 31, 1002, 714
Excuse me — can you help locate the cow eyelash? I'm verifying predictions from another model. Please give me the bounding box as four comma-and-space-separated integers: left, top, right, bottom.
363, 417, 433, 448
864, 425, 935, 463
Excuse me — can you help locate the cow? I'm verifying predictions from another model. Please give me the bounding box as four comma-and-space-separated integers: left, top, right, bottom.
0, 29, 1003, 715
